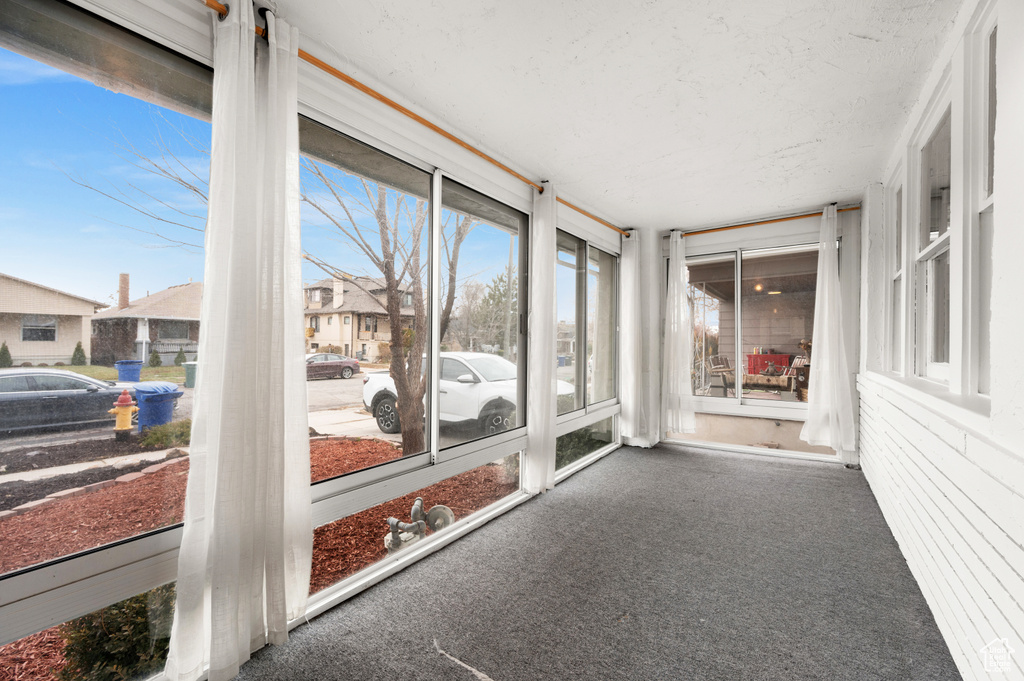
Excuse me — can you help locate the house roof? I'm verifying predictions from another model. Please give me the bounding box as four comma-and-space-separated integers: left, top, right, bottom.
0, 272, 106, 310
93, 282, 203, 321
304, 276, 414, 316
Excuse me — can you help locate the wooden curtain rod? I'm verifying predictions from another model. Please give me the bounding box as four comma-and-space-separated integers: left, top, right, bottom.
201, 0, 629, 237
680, 206, 861, 239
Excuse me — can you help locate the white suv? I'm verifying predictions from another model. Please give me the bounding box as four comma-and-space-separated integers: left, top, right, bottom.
362, 352, 572, 434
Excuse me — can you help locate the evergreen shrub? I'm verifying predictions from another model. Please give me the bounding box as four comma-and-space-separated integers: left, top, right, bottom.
71, 341, 87, 365
58, 583, 175, 681
0, 341, 11, 367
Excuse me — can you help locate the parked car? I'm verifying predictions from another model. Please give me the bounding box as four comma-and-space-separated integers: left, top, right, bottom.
306, 353, 360, 380
362, 352, 573, 434
0, 368, 138, 434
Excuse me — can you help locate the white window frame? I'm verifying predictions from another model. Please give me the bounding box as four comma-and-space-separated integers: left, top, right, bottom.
910, 84, 954, 384
885, 166, 906, 375
963, 4, 998, 397
675, 216, 833, 422
552, 226, 622, 437
882, 0, 997, 408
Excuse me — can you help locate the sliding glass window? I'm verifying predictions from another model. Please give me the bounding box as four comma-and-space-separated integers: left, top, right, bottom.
439, 177, 527, 448
300, 117, 432, 474
554, 229, 619, 472
587, 245, 617, 405
687, 254, 737, 398
556, 231, 585, 414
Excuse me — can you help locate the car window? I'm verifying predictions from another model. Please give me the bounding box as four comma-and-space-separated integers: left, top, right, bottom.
0, 376, 33, 392
440, 358, 471, 382
32, 375, 92, 391
465, 355, 517, 382
309, 355, 324, 362
327, 354, 341, 361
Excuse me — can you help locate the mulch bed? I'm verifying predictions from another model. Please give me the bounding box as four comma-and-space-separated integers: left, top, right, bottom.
0, 434, 175, 474
310, 460, 518, 593
0, 452, 185, 512
0, 439, 518, 681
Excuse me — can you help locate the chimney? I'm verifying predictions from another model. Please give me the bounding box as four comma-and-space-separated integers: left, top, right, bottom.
118, 273, 130, 310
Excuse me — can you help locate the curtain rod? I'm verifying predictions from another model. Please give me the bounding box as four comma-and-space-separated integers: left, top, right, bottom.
679, 206, 861, 239
201, 0, 629, 237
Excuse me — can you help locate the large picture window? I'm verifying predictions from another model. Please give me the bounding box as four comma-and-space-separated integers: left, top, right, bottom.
21, 314, 56, 342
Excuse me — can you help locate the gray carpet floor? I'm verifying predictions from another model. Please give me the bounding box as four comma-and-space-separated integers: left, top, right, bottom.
237, 444, 961, 680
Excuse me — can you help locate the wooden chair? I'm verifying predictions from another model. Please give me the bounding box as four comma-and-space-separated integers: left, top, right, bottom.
705, 355, 734, 397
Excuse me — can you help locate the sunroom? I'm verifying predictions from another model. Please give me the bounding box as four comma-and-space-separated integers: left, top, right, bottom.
0, 0, 1021, 680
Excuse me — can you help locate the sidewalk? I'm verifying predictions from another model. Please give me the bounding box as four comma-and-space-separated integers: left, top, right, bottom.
307, 407, 402, 444
0, 448, 184, 484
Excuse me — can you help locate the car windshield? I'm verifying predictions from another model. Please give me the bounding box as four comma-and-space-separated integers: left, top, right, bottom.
466, 355, 517, 382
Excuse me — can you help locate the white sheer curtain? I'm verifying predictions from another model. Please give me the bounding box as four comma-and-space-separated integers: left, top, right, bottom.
620, 230, 657, 446
524, 181, 556, 493
800, 205, 857, 461
165, 7, 310, 681
663, 231, 696, 434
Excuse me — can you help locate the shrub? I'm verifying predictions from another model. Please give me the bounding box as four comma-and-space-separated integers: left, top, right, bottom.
20, 361, 33, 367
173, 348, 187, 366
58, 583, 175, 681
148, 349, 162, 367
0, 341, 11, 367
139, 418, 192, 449
377, 343, 392, 364
320, 344, 343, 354
71, 341, 87, 366
55, 362, 66, 366
555, 427, 605, 470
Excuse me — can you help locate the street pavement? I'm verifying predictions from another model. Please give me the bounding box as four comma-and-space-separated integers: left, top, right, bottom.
1, 372, 481, 454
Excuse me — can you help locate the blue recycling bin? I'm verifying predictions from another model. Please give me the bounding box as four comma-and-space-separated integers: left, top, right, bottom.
134, 381, 183, 432
115, 360, 143, 382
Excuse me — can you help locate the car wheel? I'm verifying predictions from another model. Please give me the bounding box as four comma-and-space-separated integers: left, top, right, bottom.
341, 367, 353, 379
375, 396, 401, 434
481, 406, 513, 435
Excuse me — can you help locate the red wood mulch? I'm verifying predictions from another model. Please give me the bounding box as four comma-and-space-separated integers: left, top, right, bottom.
0, 439, 517, 681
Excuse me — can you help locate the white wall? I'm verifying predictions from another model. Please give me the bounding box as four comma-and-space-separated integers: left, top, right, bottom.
859, 1, 1024, 678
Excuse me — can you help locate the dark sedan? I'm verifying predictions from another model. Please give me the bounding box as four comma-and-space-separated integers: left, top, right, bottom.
305, 353, 360, 380
0, 368, 137, 434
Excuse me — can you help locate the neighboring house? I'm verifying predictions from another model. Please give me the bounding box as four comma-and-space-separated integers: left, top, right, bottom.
91, 274, 201, 365
304, 276, 414, 361
0, 273, 106, 365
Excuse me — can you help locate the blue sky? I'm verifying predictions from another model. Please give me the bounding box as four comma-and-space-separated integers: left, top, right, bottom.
0, 46, 516, 308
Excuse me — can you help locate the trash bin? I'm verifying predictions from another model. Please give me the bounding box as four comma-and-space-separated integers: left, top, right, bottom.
134, 381, 183, 432
558, 355, 566, 367
183, 361, 198, 389
115, 360, 143, 382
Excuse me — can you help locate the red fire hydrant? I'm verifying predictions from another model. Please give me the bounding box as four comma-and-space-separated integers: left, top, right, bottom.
109, 389, 138, 442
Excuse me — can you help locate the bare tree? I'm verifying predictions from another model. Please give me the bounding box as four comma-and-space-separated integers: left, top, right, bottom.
71, 121, 476, 457
303, 162, 475, 454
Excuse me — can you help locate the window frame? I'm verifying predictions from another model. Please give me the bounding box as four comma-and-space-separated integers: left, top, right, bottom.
674, 214, 835, 421
553, 227, 622, 431
885, 166, 906, 375
881, 0, 997, 407
21, 314, 57, 342
911, 95, 954, 383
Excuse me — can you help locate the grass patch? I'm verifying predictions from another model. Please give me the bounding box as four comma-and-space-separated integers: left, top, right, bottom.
60, 365, 186, 383
139, 419, 192, 448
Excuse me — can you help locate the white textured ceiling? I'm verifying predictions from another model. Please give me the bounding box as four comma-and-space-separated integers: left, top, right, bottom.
286, 0, 963, 231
